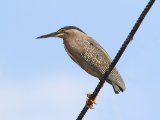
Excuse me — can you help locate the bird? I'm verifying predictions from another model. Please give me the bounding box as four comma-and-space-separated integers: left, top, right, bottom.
37, 26, 126, 94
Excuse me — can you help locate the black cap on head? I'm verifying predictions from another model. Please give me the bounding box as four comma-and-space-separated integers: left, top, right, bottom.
59, 26, 85, 34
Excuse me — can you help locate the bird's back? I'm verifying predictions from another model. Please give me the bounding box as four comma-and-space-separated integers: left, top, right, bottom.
63, 32, 125, 94
82, 37, 125, 90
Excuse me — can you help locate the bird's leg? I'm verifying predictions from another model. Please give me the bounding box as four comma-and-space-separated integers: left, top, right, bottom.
86, 92, 96, 109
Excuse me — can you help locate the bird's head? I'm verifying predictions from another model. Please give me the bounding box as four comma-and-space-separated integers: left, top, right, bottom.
37, 26, 85, 39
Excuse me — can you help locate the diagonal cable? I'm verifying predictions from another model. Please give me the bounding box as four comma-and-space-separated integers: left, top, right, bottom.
76, 0, 155, 120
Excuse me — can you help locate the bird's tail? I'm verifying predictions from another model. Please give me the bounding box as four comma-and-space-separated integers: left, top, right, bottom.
106, 68, 126, 94
111, 82, 125, 94
105, 78, 125, 94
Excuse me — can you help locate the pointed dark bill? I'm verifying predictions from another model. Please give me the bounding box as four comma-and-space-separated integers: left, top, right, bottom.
36, 32, 58, 39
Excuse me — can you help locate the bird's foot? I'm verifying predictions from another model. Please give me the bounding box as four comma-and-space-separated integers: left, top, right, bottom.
86, 92, 96, 109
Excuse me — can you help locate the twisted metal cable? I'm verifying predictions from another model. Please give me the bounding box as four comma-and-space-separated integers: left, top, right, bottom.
76, 0, 155, 120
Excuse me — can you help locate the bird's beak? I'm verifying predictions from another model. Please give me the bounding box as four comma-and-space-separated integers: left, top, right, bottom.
36, 32, 60, 39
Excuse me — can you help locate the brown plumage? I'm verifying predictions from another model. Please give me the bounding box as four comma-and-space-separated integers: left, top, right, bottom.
37, 26, 126, 94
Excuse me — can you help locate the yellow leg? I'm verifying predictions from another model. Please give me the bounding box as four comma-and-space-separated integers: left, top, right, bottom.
86, 92, 96, 109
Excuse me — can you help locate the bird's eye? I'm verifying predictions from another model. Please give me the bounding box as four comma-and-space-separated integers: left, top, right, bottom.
60, 29, 65, 33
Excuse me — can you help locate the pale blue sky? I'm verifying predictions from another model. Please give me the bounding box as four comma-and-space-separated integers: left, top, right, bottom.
0, 0, 160, 120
